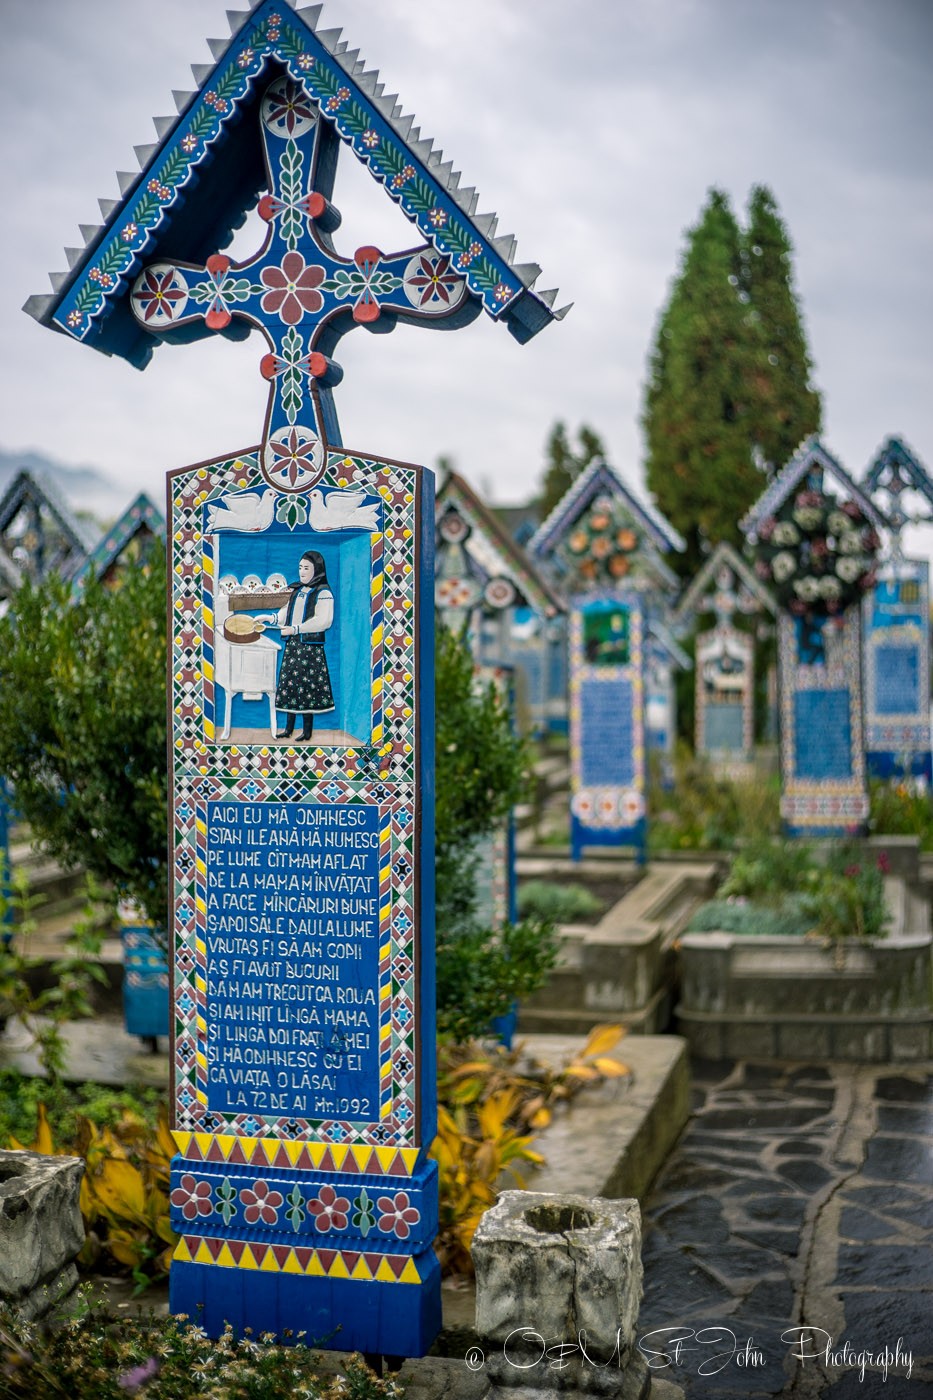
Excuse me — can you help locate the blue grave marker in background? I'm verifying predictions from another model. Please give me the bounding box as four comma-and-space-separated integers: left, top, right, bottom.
743, 438, 885, 837
569, 595, 647, 861
861, 437, 933, 783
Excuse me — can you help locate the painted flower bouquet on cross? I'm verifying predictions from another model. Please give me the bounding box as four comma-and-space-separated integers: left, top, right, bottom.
751, 487, 880, 617
560, 494, 642, 589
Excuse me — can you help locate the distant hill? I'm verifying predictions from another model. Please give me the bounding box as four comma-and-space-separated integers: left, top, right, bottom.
0, 448, 122, 524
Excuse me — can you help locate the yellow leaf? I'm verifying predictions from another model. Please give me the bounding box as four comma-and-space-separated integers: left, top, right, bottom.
94, 1158, 149, 1222
529, 1107, 552, 1130
35, 1104, 57, 1156
565, 1064, 600, 1082
580, 1023, 626, 1060
592, 1057, 629, 1077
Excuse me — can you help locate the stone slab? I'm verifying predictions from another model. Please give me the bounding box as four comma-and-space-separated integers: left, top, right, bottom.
520, 1035, 690, 1202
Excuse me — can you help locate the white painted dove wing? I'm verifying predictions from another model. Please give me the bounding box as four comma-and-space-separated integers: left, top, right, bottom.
205, 488, 276, 533
307, 488, 380, 531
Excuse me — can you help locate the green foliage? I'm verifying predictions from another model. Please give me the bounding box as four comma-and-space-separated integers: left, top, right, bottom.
706, 837, 890, 944
435, 624, 527, 868
743, 186, 822, 473
802, 845, 890, 944
0, 556, 169, 926
517, 879, 605, 924
0, 1072, 164, 1148
434, 626, 561, 1040
434, 915, 560, 1043
643, 186, 822, 573
869, 778, 933, 850
0, 1296, 400, 1399
687, 896, 813, 937
720, 836, 816, 905
648, 748, 781, 852
0, 873, 110, 1084
536, 421, 606, 519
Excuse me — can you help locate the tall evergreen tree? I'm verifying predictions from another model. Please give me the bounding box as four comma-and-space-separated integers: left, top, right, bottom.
742, 185, 822, 470
538, 421, 606, 518
643, 190, 766, 571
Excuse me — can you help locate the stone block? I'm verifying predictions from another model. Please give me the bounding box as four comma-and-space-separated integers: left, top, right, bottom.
776, 1022, 831, 1060
830, 1022, 889, 1062
473, 1191, 642, 1393
889, 1023, 933, 1061
724, 1021, 776, 1060
0, 1149, 85, 1319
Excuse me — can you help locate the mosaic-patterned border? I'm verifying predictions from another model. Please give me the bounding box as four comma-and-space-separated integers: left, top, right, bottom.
174, 1234, 425, 1283
170, 445, 423, 1152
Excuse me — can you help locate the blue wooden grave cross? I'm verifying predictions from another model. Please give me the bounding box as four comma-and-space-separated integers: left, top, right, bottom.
27, 0, 565, 1359
130, 74, 475, 490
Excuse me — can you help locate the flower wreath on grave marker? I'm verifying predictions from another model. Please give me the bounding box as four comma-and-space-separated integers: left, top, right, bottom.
560, 494, 643, 588
750, 487, 880, 618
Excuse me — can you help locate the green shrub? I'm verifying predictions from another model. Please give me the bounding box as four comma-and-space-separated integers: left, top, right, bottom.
719, 836, 815, 906
517, 880, 605, 924
687, 896, 813, 937
434, 626, 561, 1039
0, 1296, 400, 1399
648, 745, 780, 852
695, 838, 891, 944
869, 778, 933, 850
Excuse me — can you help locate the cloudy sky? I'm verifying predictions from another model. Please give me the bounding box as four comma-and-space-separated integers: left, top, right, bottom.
3, 0, 932, 520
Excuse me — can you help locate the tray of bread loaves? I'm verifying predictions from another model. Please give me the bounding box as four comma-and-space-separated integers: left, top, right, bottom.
222, 573, 291, 611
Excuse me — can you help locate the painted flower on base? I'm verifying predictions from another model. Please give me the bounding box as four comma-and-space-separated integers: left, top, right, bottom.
240, 1180, 283, 1226
309, 1184, 350, 1234
377, 1191, 421, 1239
170, 1174, 212, 1221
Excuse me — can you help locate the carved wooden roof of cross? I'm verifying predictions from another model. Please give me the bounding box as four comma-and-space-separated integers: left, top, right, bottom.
25, 1, 566, 491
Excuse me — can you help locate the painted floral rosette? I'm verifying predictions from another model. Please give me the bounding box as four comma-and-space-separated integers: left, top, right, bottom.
751, 488, 880, 618
560, 495, 642, 589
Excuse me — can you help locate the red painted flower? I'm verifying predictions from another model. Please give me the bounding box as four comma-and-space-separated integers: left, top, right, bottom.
133, 267, 187, 323
170, 1173, 213, 1221
377, 1191, 420, 1240
264, 78, 317, 136
240, 1179, 283, 1226
405, 253, 461, 308
310, 1184, 350, 1233
261, 252, 325, 325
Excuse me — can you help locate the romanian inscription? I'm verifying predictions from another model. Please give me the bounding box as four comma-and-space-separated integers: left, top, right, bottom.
704, 700, 745, 754
204, 801, 381, 1122
874, 643, 920, 716
580, 677, 635, 787
794, 690, 853, 782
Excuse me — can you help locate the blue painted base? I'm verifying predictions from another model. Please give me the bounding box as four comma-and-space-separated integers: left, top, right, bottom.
169, 1250, 441, 1356
490, 1001, 518, 1048
571, 814, 646, 865
122, 928, 170, 1038
124, 984, 170, 1039
866, 750, 933, 784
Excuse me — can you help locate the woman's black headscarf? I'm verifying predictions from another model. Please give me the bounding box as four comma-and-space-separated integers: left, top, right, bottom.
289, 549, 329, 591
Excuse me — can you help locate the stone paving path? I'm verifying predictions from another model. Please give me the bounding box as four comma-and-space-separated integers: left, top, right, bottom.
637, 1060, 932, 1398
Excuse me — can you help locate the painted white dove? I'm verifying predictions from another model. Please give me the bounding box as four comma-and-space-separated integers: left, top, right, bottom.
205, 488, 276, 533
307, 487, 381, 532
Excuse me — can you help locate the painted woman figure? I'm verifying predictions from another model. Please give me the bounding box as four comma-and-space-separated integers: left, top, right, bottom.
261, 549, 334, 740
